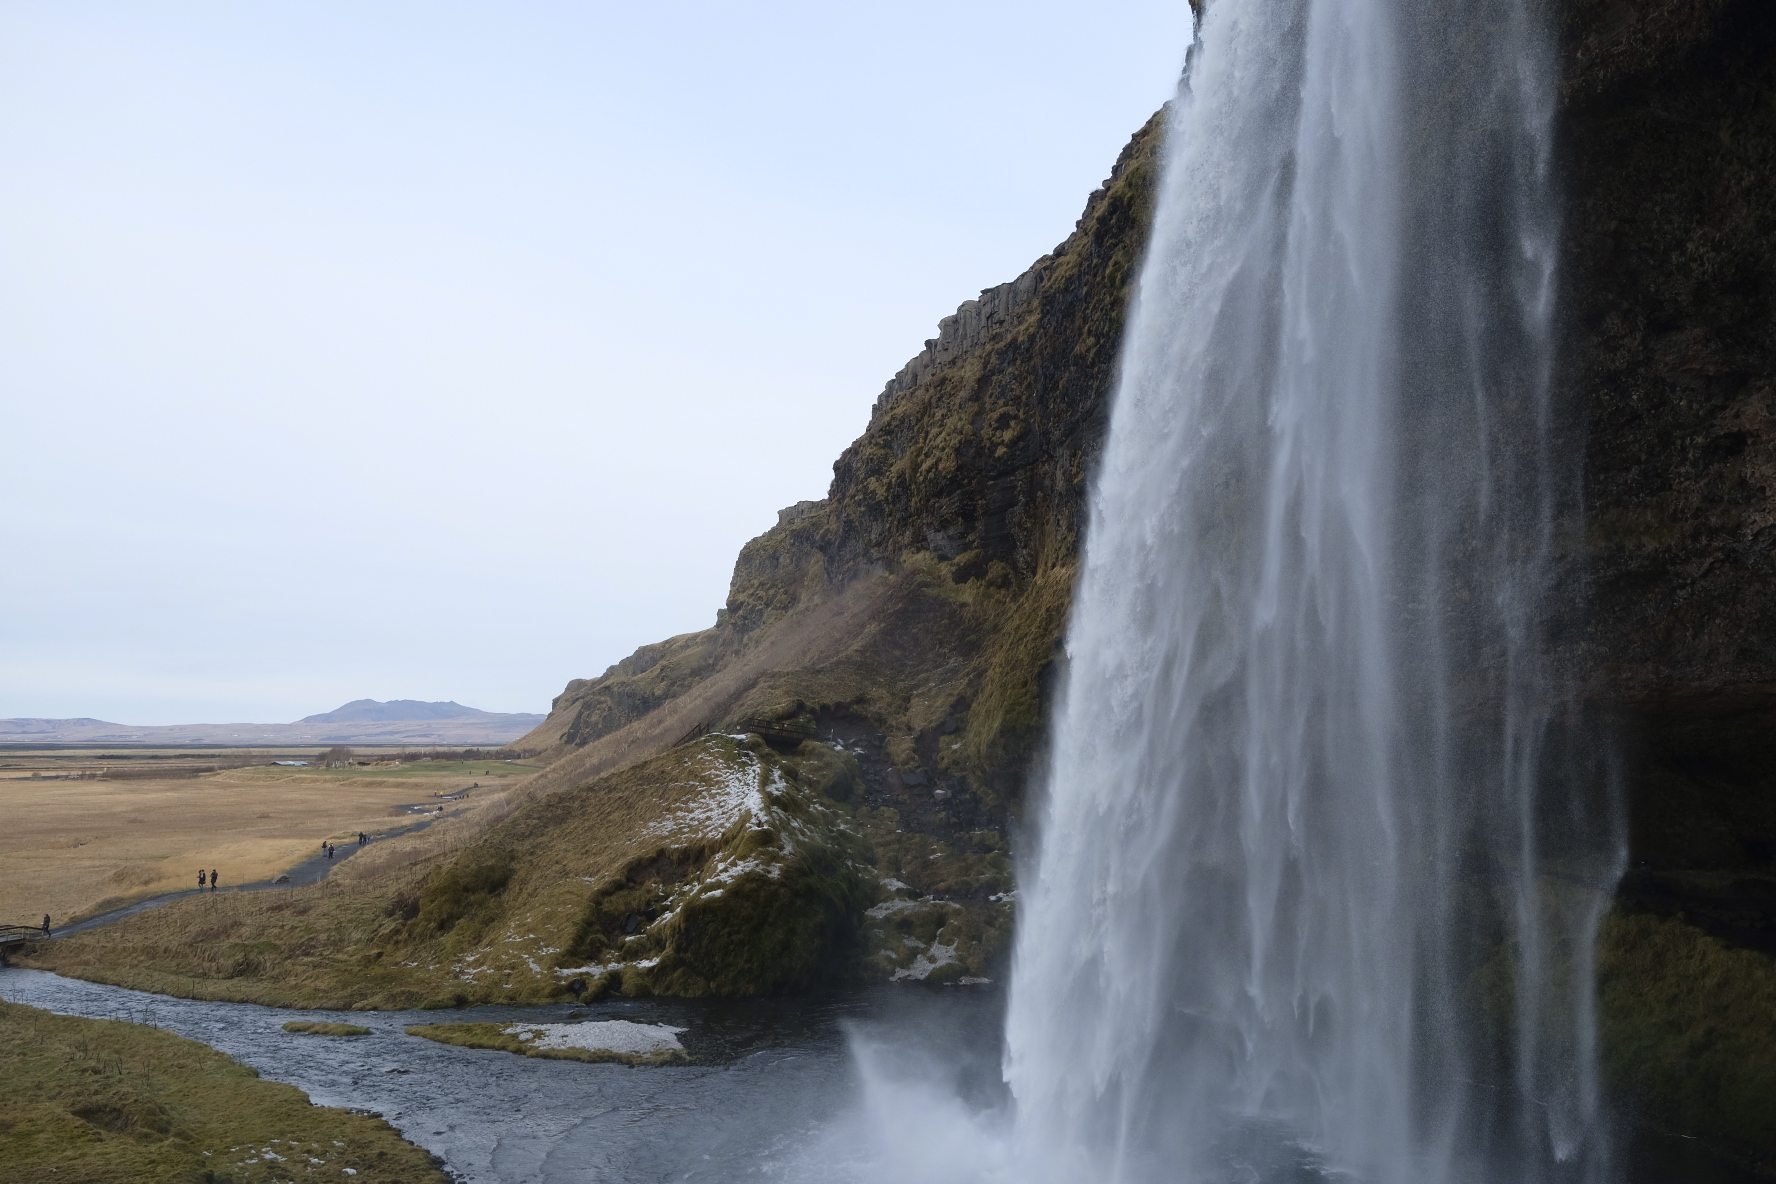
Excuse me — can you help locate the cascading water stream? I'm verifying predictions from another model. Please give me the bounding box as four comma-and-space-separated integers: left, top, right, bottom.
999, 0, 1623, 1181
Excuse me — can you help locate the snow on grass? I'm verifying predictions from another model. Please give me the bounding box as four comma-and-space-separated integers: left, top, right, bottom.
891, 940, 961, 982
644, 743, 769, 843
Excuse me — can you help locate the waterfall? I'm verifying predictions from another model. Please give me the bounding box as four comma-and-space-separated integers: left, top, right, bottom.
1002, 0, 1621, 1180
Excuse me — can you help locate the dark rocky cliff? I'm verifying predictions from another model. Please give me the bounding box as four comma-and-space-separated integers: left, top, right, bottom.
1559, 0, 1776, 1160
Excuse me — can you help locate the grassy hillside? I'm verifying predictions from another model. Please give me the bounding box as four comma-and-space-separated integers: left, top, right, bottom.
25, 729, 1012, 1006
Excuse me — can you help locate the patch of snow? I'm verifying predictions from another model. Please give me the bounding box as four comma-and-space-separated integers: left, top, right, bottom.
892, 940, 961, 982
866, 899, 923, 918
866, 897, 961, 919
645, 744, 768, 843
508, 1020, 686, 1056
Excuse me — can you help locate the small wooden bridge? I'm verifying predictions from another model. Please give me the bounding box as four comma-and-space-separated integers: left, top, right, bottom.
0, 923, 49, 954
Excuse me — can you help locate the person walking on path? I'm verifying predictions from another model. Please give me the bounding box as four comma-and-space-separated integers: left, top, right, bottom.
325, 843, 333, 860
41, 914, 50, 936
210, 869, 218, 891
198, 869, 207, 889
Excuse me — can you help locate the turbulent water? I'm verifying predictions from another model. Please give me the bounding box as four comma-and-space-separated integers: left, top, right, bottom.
1000, 0, 1623, 1181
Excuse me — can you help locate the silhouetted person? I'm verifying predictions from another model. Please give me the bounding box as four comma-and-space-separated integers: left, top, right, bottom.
326, 844, 333, 859
210, 869, 218, 890
42, 914, 50, 936
198, 869, 207, 889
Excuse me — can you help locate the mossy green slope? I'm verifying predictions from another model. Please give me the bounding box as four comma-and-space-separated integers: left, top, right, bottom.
0, 1000, 445, 1184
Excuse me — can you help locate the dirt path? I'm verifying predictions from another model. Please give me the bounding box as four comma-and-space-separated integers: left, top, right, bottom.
0, 761, 513, 926
47, 807, 458, 938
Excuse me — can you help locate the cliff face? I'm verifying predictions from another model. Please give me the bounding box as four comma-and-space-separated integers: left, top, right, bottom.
491, 119, 1162, 991
518, 115, 1162, 821
1556, 1, 1776, 1157
1571, 0, 1776, 704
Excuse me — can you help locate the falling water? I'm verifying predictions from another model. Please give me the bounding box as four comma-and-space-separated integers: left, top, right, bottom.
1002, 0, 1621, 1181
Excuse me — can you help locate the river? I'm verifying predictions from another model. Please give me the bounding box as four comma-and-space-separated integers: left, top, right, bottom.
0, 967, 1006, 1183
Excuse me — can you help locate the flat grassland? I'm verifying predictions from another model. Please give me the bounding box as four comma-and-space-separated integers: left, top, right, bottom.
0, 753, 533, 926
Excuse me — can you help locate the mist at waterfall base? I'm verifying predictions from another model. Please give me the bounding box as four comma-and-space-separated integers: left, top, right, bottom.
786, 0, 1625, 1181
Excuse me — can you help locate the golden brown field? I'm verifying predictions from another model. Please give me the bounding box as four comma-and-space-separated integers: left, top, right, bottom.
0, 753, 533, 927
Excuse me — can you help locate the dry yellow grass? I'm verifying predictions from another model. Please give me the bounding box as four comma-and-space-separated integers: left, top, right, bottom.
0, 761, 521, 926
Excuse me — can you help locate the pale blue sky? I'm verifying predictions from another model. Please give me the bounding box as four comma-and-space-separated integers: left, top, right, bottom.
0, 1, 1191, 724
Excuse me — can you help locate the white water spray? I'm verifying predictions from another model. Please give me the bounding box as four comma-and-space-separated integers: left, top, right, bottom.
1000, 0, 1621, 1181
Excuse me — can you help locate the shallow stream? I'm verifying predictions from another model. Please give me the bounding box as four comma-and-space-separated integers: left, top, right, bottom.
0, 967, 1756, 1183
0, 967, 1003, 1183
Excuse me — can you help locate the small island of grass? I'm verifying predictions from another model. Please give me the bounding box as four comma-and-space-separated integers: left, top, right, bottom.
283, 1020, 373, 1036
406, 1019, 688, 1065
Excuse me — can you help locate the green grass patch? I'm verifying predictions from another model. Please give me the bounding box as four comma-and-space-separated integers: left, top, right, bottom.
281, 1021, 371, 1036
0, 999, 445, 1183
404, 1022, 687, 1066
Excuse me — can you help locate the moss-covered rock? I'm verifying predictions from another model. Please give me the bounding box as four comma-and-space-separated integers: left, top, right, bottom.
552, 735, 877, 997
1599, 911, 1776, 1161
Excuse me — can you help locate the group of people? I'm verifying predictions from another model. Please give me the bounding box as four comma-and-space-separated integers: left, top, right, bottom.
195, 868, 219, 890
320, 833, 369, 860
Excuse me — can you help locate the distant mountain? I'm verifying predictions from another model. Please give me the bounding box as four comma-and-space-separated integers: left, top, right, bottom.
0, 702, 546, 747
298, 699, 514, 724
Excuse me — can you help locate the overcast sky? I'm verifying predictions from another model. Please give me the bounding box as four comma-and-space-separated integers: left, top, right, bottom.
0, 1, 1191, 725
